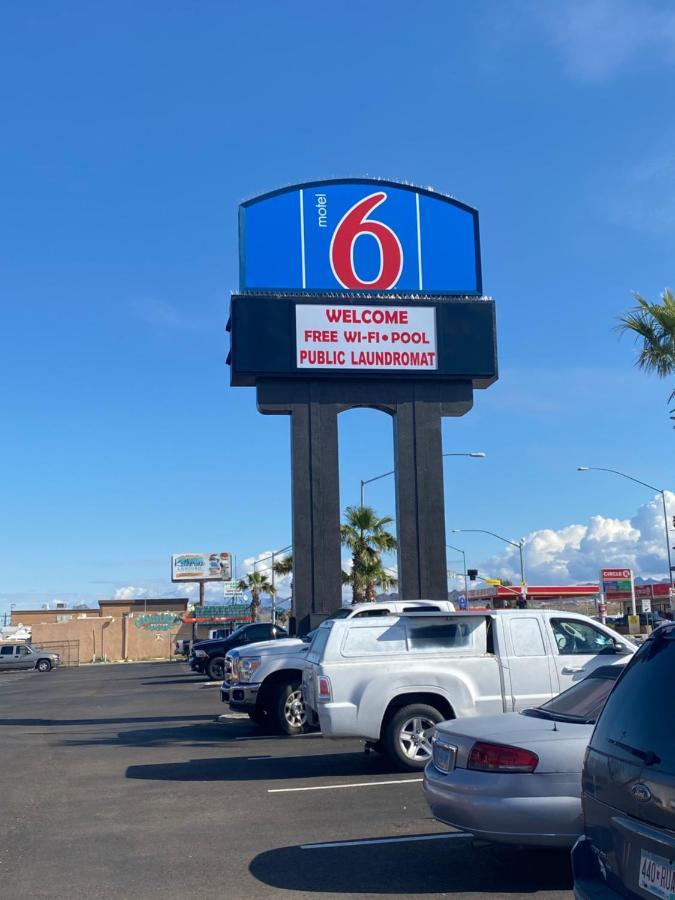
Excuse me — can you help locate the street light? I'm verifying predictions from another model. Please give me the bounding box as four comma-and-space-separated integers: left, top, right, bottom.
360, 452, 486, 506
446, 544, 468, 597
253, 545, 293, 625
452, 528, 526, 597
577, 466, 674, 589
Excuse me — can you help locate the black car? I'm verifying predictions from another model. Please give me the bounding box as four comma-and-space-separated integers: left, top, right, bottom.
188, 623, 288, 680
572, 622, 675, 899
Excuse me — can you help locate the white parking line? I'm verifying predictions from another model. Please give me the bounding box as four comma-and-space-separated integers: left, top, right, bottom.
301, 832, 471, 849
268, 778, 423, 793
235, 733, 322, 741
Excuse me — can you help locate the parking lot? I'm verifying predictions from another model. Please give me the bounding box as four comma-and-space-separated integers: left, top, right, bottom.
0, 662, 573, 899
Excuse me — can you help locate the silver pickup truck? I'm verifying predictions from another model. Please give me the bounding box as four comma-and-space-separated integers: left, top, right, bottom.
224, 599, 456, 734
302, 609, 635, 770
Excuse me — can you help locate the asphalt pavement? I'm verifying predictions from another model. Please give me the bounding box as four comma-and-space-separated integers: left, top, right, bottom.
0, 662, 574, 899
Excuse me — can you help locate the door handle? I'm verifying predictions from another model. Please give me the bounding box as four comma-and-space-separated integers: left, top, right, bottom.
562, 666, 584, 674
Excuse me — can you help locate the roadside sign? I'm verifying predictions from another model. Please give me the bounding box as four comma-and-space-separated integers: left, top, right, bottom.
457, 594, 468, 610
240, 179, 481, 295
222, 580, 241, 596
600, 567, 636, 614
171, 553, 232, 582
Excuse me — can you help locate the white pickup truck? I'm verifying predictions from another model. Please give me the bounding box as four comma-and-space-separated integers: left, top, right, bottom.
223, 599, 455, 734
302, 609, 635, 770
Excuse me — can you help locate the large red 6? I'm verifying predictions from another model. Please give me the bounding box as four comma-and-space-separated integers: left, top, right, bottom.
329, 192, 403, 290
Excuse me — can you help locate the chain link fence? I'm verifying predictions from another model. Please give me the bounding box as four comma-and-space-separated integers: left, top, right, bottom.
30, 640, 80, 667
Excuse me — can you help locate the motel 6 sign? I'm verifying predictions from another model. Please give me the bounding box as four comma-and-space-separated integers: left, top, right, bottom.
239, 179, 482, 296
229, 178, 496, 388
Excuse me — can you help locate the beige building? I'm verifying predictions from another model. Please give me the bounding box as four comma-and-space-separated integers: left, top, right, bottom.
11, 598, 192, 663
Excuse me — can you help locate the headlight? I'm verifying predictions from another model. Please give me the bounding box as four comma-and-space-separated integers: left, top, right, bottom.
194, 649, 207, 658
239, 657, 261, 682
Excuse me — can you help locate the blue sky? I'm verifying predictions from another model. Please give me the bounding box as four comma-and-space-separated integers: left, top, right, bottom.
2, 1, 674, 614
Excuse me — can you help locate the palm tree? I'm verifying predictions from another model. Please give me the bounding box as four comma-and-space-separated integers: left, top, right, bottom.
617, 289, 675, 423
340, 505, 397, 604
272, 554, 293, 578
237, 570, 275, 622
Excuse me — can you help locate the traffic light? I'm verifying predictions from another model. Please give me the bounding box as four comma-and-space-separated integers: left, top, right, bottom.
467, 568, 478, 581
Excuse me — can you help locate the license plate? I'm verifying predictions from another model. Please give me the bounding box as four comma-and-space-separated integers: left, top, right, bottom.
433, 740, 457, 773
639, 850, 675, 900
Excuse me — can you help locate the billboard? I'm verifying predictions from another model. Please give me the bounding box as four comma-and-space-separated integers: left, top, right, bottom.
240, 179, 481, 295
171, 553, 232, 582
229, 295, 497, 387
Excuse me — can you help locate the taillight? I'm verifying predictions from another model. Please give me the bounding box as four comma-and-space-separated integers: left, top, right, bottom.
317, 675, 332, 702
467, 740, 538, 773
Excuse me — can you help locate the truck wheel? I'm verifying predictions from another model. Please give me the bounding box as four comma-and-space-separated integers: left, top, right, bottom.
206, 656, 225, 681
383, 704, 444, 771
36, 659, 52, 672
248, 707, 267, 726
273, 681, 308, 735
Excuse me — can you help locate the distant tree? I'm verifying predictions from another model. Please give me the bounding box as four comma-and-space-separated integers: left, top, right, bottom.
617, 289, 675, 425
237, 571, 275, 623
272, 554, 293, 578
340, 505, 397, 604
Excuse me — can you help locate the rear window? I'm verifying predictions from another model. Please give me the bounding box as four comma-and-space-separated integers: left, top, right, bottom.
307, 624, 332, 662
529, 673, 618, 723
591, 628, 675, 772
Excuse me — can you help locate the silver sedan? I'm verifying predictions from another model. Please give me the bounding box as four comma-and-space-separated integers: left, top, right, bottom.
422, 665, 623, 848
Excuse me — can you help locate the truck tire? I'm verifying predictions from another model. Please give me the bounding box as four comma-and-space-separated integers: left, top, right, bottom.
36, 659, 52, 672
273, 681, 308, 735
248, 707, 267, 726
206, 656, 225, 681
383, 704, 444, 771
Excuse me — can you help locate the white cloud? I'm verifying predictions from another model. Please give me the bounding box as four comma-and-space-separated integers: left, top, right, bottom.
113, 585, 150, 600
534, 0, 675, 82
484, 491, 674, 584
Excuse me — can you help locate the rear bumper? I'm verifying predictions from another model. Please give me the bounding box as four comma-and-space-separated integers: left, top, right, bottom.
316, 702, 362, 738
423, 762, 582, 848
572, 837, 624, 899
228, 683, 260, 712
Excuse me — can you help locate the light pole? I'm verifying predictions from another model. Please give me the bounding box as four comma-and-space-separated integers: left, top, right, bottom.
446, 544, 468, 597
251, 545, 292, 625
360, 452, 486, 506
577, 466, 674, 590
452, 528, 526, 598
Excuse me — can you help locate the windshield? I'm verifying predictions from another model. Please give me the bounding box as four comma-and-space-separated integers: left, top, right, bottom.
328, 608, 353, 619
525, 672, 619, 723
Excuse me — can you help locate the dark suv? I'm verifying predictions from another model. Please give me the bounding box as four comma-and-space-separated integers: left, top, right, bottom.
572, 622, 675, 899
188, 623, 288, 681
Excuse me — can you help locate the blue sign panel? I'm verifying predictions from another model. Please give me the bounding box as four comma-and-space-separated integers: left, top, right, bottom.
240, 179, 481, 295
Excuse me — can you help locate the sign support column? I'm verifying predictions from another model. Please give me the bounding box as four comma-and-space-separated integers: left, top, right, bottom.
258, 380, 342, 635
393, 381, 472, 599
